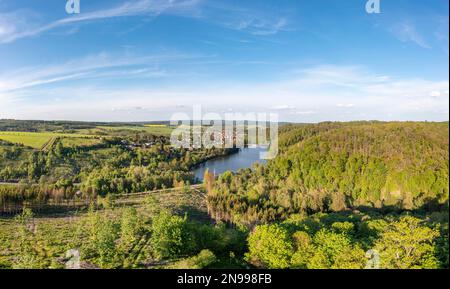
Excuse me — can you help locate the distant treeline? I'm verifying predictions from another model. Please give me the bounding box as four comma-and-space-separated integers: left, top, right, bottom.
0, 119, 171, 133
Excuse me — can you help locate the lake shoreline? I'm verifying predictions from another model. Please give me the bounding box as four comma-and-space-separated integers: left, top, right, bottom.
192, 147, 268, 182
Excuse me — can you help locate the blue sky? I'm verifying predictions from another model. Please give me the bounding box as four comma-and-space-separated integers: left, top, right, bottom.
0, 0, 448, 122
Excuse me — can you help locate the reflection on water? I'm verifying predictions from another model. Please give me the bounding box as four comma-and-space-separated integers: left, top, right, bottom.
193, 147, 268, 181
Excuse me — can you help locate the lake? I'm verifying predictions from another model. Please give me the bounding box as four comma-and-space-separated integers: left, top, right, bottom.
193, 147, 268, 181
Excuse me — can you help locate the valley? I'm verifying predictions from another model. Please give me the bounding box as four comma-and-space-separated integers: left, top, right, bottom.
0, 119, 448, 269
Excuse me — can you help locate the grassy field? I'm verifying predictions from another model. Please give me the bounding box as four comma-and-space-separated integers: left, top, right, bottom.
0, 132, 101, 150
0, 125, 181, 149
98, 125, 174, 136
0, 132, 54, 149
60, 137, 103, 148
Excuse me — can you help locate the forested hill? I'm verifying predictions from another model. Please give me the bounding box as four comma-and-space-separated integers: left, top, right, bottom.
207, 122, 449, 226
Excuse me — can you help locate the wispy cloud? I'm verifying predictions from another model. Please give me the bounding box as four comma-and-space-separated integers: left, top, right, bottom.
200, 1, 290, 36
0, 0, 290, 44
224, 16, 288, 36
390, 21, 431, 49
2, 63, 448, 122
57, 0, 202, 23
337, 103, 355, 108
0, 9, 40, 43
0, 51, 194, 93
433, 15, 449, 54
273, 105, 296, 111
0, 0, 203, 43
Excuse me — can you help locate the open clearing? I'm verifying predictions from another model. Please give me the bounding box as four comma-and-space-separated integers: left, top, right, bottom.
0, 187, 207, 268
60, 137, 103, 148
0, 132, 53, 149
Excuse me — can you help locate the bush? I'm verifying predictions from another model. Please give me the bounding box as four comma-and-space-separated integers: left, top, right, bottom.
150, 210, 190, 260
246, 224, 293, 269
168, 250, 217, 269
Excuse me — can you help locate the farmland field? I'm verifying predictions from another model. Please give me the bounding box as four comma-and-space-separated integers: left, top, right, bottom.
98, 125, 174, 136
0, 132, 54, 149
0, 132, 102, 150
60, 137, 103, 148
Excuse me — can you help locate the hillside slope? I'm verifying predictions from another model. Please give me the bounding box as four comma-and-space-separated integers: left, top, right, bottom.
207, 122, 449, 225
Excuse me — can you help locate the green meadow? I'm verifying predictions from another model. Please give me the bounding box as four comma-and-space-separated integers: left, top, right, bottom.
0, 131, 101, 150
98, 125, 174, 136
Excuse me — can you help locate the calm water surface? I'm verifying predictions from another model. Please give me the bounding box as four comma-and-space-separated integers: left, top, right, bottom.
193, 147, 268, 181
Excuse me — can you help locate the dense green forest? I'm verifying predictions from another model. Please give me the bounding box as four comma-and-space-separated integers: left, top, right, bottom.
204, 121, 449, 269
0, 120, 448, 269
207, 122, 449, 225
